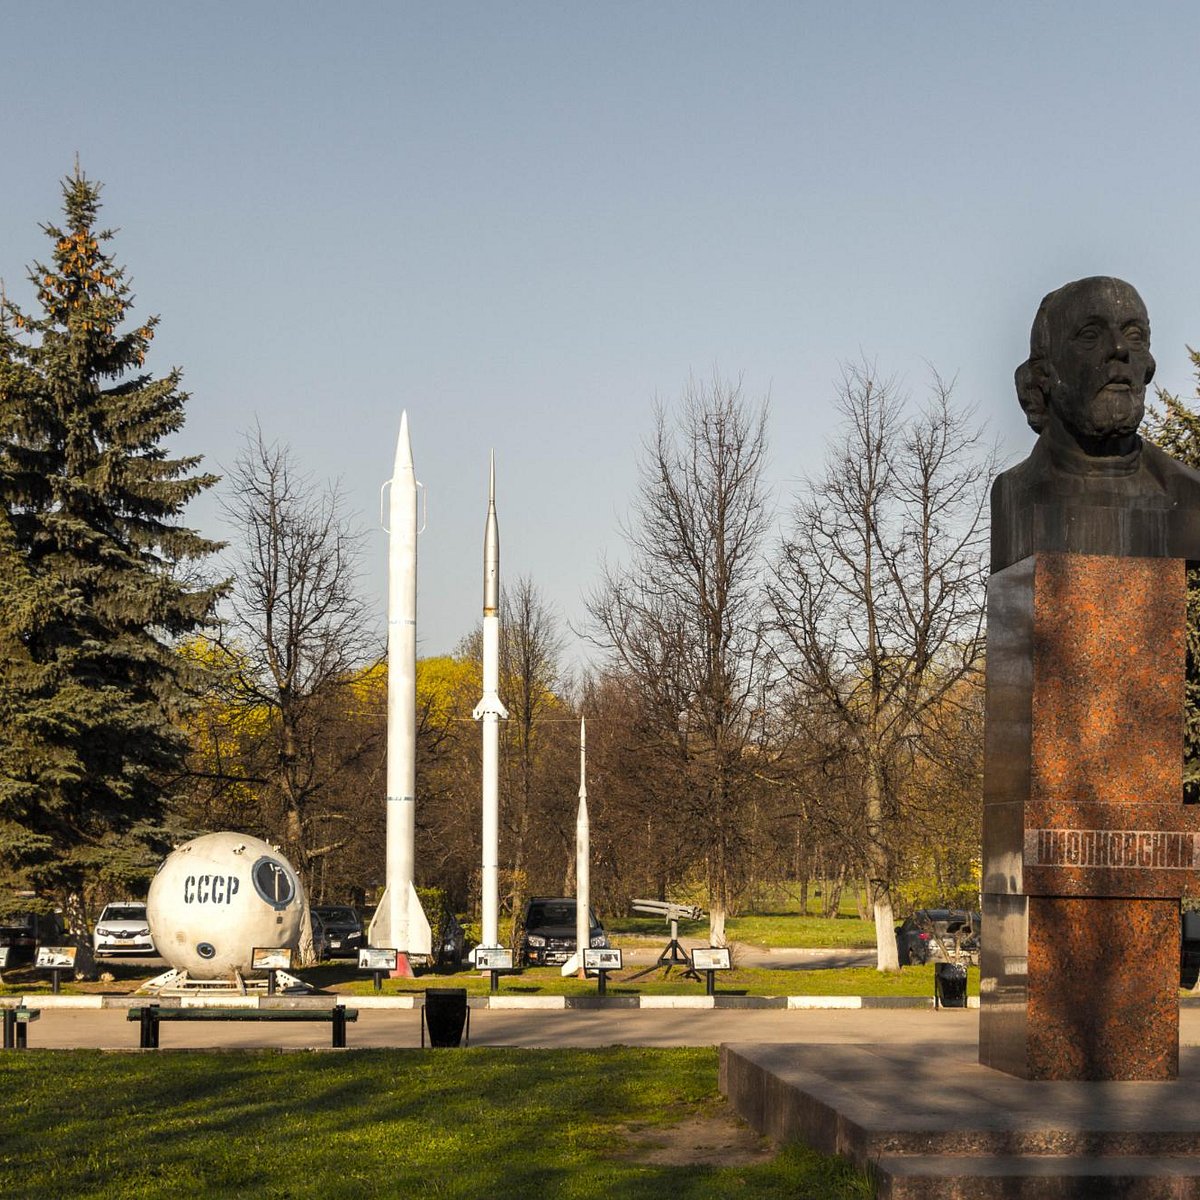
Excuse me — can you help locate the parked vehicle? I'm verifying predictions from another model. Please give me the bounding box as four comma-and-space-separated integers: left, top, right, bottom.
311, 905, 366, 959
93, 901, 156, 957
0, 913, 64, 966
519, 897, 608, 967
1181, 910, 1200, 989
895, 908, 980, 966
436, 910, 466, 967
0, 916, 43, 964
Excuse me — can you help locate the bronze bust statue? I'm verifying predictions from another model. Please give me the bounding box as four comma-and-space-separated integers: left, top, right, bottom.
991, 276, 1200, 572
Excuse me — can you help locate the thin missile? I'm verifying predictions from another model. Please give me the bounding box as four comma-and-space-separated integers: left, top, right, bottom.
367, 411, 431, 963
574, 717, 590, 978
472, 453, 508, 951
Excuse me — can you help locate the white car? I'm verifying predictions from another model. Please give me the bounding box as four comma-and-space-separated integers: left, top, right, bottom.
93, 902, 157, 957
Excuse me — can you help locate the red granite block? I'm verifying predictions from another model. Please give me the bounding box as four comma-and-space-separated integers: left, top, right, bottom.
1026, 896, 1178, 1081
1030, 555, 1184, 811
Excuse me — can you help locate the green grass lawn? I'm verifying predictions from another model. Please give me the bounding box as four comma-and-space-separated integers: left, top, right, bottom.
607, 911, 877, 949
326, 962, 977, 998
725, 912, 877, 949
0, 1048, 870, 1200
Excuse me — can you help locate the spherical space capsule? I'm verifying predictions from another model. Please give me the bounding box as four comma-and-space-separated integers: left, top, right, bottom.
146, 832, 307, 979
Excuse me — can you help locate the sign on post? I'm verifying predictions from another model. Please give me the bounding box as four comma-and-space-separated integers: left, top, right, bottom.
251, 946, 293, 996
36, 946, 77, 970
359, 947, 398, 993
583, 946, 623, 996
251, 947, 294, 972
36, 945, 76, 996
692, 946, 730, 997
0, 946, 8, 970
691, 947, 731, 971
475, 947, 513, 994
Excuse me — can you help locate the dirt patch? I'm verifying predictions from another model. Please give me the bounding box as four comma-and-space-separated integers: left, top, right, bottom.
616, 1107, 777, 1167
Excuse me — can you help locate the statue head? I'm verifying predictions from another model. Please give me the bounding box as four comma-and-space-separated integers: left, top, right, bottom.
1015, 276, 1155, 455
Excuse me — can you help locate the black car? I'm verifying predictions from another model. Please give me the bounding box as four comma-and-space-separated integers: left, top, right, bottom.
311, 905, 366, 959
519, 897, 608, 967
0, 912, 63, 967
436, 910, 466, 968
895, 908, 980, 966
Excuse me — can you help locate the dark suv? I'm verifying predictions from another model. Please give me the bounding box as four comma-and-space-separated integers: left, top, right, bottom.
895, 908, 980, 965
311, 905, 366, 959
519, 897, 608, 967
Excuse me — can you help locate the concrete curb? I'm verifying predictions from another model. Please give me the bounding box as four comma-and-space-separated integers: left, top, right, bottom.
0, 992, 983, 1011
342, 994, 419, 1009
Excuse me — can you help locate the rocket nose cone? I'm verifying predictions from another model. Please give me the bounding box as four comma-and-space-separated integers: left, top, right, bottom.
394, 411, 414, 474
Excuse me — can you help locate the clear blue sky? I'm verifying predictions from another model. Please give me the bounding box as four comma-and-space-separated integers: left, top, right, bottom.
4, 3, 1200, 667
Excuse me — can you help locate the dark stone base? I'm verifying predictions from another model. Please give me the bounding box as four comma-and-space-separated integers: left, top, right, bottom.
720, 1041, 1200, 1199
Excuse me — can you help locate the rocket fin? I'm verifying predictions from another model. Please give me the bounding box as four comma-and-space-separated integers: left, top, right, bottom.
472, 695, 510, 720
367, 889, 391, 946
560, 954, 580, 976
407, 881, 433, 956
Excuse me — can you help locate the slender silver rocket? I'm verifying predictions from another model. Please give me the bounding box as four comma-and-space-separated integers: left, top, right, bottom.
472, 453, 508, 950
575, 716, 590, 977
367, 411, 431, 958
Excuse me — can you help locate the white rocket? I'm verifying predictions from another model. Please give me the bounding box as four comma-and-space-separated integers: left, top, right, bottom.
472, 454, 508, 950
574, 717, 590, 977
368, 411, 432, 958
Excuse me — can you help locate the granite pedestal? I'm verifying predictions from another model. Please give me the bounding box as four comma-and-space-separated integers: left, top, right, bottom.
980, 552, 1200, 1080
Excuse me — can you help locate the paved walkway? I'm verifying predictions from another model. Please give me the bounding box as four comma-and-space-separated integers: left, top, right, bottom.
11, 1003, 978, 1050
16, 1007, 1200, 1052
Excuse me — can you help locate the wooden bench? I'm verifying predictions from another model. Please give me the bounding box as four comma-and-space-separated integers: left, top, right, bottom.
126, 1003, 358, 1048
2, 1006, 40, 1049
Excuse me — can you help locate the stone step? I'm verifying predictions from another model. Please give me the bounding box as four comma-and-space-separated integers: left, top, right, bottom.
876, 1154, 1200, 1200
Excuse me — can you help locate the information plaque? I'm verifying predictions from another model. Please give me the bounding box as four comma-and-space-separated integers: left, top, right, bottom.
583, 947, 623, 971
359, 947, 399, 972
251, 947, 294, 972
35, 946, 77, 969
691, 947, 731, 971
475, 947, 514, 971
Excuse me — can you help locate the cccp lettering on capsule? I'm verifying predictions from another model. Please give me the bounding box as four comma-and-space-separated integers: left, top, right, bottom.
182, 874, 242, 904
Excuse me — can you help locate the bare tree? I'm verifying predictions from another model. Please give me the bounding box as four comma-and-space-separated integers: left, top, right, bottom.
499, 576, 568, 888
768, 361, 991, 969
215, 429, 378, 891
586, 372, 772, 944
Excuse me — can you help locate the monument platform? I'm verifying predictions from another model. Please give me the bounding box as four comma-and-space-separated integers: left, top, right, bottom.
720, 1040, 1200, 1198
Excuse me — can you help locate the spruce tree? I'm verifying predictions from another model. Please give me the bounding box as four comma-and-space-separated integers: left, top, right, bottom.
1148, 350, 1200, 802
0, 170, 223, 958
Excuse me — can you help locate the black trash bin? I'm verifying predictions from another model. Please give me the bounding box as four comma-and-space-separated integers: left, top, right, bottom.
934, 962, 967, 1009
423, 988, 469, 1047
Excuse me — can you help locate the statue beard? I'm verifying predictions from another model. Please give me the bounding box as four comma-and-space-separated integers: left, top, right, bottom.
1083, 386, 1144, 440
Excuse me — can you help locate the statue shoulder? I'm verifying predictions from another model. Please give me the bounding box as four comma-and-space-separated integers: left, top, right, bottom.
1141, 438, 1200, 496
991, 448, 1040, 504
